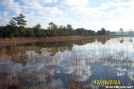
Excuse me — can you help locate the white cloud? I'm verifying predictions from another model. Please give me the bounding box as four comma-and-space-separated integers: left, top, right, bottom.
0, 0, 21, 25
1, 0, 21, 14
42, 7, 63, 16
1, 0, 134, 31
69, 0, 134, 30
60, 0, 89, 11
0, 11, 9, 25
21, 1, 43, 10
21, 0, 44, 3
24, 6, 64, 28
21, 0, 57, 5
53, 0, 58, 2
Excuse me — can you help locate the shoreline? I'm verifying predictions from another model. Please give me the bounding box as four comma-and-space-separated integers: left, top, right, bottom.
0, 35, 126, 47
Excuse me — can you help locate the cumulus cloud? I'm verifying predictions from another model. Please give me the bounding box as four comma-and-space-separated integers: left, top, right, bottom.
21, 0, 58, 10
60, 0, 89, 11
0, 11, 9, 25
21, 0, 57, 4
21, 0, 43, 10
24, 6, 63, 28
64, 0, 134, 30
1, 0, 21, 14
1, 0, 134, 30
0, 0, 22, 25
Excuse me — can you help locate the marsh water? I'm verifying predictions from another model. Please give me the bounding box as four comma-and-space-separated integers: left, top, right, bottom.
0, 36, 134, 89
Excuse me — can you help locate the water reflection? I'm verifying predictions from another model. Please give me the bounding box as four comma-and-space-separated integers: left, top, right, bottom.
129, 37, 133, 43
119, 37, 124, 43
0, 37, 134, 88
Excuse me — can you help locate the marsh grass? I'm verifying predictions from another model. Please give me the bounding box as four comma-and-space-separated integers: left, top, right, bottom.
0, 36, 134, 89
0, 36, 93, 47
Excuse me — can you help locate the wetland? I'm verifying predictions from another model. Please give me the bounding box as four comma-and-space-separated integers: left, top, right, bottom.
0, 36, 134, 89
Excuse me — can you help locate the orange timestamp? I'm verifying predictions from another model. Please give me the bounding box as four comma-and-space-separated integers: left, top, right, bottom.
93, 80, 120, 85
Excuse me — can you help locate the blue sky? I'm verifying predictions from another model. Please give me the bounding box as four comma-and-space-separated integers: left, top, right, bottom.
0, 0, 134, 31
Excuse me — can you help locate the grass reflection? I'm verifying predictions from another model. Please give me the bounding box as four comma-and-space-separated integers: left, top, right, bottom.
0, 36, 134, 89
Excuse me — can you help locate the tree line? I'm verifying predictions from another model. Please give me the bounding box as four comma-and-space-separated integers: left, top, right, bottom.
0, 14, 109, 38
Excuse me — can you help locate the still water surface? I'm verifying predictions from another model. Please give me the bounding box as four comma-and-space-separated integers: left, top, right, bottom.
0, 37, 134, 88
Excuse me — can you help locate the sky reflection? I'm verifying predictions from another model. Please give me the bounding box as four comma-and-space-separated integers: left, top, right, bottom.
0, 37, 134, 88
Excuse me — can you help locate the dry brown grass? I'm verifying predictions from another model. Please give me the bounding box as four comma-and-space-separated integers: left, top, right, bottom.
0, 35, 123, 89
0, 36, 93, 47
